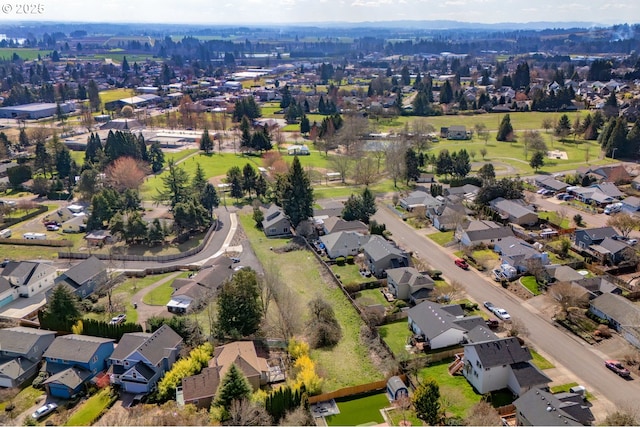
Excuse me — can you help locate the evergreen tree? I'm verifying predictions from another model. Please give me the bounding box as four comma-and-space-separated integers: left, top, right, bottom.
192, 162, 207, 195
359, 187, 377, 224
148, 218, 165, 246
230, 175, 243, 200
156, 159, 190, 207
529, 151, 545, 171
400, 65, 411, 86
213, 363, 252, 411
300, 114, 311, 135
253, 205, 264, 228
87, 79, 101, 111
84, 133, 103, 164
283, 156, 314, 228
55, 147, 72, 179
436, 149, 453, 178
439, 80, 454, 104
625, 121, 640, 158
555, 114, 572, 140
240, 116, 252, 149
148, 142, 165, 173
200, 183, 220, 216
255, 174, 267, 198
496, 114, 514, 142
34, 140, 50, 177
43, 283, 81, 327
477, 163, 496, 183
200, 128, 214, 153
242, 163, 258, 197
18, 128, 29, 147
215, 268, 263, 338
413, 380, 441, 426
452, 149, 471, 178
404, 147, 420, 184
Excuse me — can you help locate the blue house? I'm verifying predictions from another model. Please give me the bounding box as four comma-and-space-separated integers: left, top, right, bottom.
52, 256, 109, 299
42, 335, 114, 399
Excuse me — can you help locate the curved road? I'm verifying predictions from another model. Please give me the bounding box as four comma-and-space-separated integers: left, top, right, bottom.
373, 205, 639, 412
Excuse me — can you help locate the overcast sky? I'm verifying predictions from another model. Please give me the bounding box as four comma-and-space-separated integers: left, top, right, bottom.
7, 0, 640, 25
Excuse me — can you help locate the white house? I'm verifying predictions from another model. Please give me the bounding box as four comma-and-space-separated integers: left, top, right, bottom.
1, 261, 57, 298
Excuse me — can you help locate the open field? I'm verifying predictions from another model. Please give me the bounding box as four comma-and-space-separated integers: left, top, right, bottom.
0, 48, 51, 61
99, 88, 136, 104
238, 213, 383, 392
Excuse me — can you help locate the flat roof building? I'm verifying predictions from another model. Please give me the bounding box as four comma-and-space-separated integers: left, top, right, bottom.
0, 102, 75, 119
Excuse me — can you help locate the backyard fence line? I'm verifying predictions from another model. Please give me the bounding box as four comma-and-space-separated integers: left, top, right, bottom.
308, 375, 407, 404
0, 238, 72, 247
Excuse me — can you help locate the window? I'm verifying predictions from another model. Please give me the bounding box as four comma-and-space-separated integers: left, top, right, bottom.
92, 355, 98, 363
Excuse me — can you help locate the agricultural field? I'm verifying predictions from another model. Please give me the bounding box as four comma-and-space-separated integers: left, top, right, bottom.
0, 48, 51, 61
99, 88, 136, 104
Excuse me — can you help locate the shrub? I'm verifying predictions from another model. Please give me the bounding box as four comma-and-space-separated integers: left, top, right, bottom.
346, 255, 354, 264
92, 303, 105, 313
596, 324, 612, 338
288, 338, 310, 361
394, 300, 408, 309
429, 270, 443, 280
335, 256, 346, 266
343, 282, 361, 294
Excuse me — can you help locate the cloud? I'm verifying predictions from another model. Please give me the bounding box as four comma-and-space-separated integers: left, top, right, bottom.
351, 0, 394, 6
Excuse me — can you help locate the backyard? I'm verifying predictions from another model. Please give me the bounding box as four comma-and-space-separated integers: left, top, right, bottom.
63, 388, 113, 426
325, 392, 389, 426
378, 320, 412, 358
238, 213, 384, 392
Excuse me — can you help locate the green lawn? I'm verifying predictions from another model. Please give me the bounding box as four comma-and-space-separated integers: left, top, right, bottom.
520, 276, 542, 296
550, 382, 594, 399
427, 230, 455, 246
354, 288, 388, 307
325, 392, 389, 426
331, 263, 373, 286
142, 281, 174, 305
64, 388, 112, 426
0, 386, 44, 414
472, 249, 499, 262
530, 350, 555, 370
0, 48, 51, 61
539, 211, 571, 229
378, 320, 412, 358
239, 214, 383, 392
418, 359, 483, 419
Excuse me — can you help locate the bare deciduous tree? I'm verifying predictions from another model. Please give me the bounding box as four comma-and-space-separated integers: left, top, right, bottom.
352, 155, 379, 186
385, 141, 409, 188
279, 406, 315, 426
228, 398, 273, 426
105, 156, 148, 192
329, 155, 352, 184
607, 212, 640, 238
465, 400, 502, 426
549, 282, 588, 318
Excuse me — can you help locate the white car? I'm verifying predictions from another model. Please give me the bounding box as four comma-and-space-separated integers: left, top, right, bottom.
32, 403, 58, 420
493, 308, 511, 322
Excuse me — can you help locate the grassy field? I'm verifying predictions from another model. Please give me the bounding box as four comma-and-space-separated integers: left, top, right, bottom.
238, 213, 383, 392
99, 88, 135, 105
0, 48, 51, 61
418, 359, 483, 419
64, 388, 112, 426
330, 263, 374, 286
325, 392, 389, 426
354, 288, 389, 307
142, 280, 174, 305
539, 211, 571, 229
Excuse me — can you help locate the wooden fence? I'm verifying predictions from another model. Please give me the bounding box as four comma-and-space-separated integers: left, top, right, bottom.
0, 237, 72, 247
308, 375, 406, 404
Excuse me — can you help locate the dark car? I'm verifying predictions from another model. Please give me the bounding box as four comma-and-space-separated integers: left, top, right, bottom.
605, 360, 631, 378
454, 258, 469, 270
229, 257, 241, 263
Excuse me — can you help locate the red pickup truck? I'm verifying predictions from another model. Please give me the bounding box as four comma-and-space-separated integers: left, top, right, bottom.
454, 258, 469, 270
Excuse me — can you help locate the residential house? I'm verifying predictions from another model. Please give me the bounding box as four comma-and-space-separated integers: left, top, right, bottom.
42, 334, 114, 398
456, 220, 514, 247
431, 204, 467, 232
0, 277, 17, 309
444, 184, 480, 198
84, 230, 113, 247
589, 237, 630, 266
262, 205, 292, 237
0, 327, 56, 388
589, 182, 624, 200
52, 256, 109, 299
621, 196, 640, 213
399, 191, 443, 212
167, 257, 233, 314
62, 214, 87, 233
386, 267, 434, 304
1, 261, 57, 298
572, 276, 622, 299
570, 187, 615, 207
362, 235, 409, 278
446, 125, 470, 140
513, 388, 595, 426
462, 337, 550, 395
179, 341, 269, 409
407, 301, 486, 350
544, 265, 584, 284
494, 236, 549, 273
589, 293, 640, 348
631, 175, 640, 191
416, 173, 435, 183
489, 198, 538, 226
535, 176, 569, 193
319, 231, 370, 259
574, 227, 618, 250
577, 164, 631, 184
322, 217, 368, 235
43, 204, 86, 224
108, 325, 183, 394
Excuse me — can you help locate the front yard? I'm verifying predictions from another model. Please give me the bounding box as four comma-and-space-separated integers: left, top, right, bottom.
520, 276, 542, 296
426, 230, 455, 247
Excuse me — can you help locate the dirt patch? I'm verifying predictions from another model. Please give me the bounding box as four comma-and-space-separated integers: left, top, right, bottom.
502, 281, 534, 300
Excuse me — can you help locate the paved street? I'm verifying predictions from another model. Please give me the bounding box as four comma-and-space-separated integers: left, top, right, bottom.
373, 204, 640, 416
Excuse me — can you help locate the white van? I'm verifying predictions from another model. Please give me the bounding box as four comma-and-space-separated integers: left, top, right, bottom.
23, 232, 46, 240
0, 228, 11, 238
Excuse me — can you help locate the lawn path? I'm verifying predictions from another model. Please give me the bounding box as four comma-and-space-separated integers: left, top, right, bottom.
131, 271, 182, 328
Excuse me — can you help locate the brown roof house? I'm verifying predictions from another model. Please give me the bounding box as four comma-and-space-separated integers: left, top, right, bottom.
178, 341, 270, 409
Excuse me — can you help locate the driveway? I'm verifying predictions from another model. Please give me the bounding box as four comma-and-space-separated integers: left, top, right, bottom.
373, 204, 640, 418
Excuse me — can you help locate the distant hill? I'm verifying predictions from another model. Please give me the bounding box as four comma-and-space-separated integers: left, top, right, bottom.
306, 20, 603, 31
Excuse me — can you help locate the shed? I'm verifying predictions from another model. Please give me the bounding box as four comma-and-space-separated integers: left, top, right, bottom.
387, 376, 408, 401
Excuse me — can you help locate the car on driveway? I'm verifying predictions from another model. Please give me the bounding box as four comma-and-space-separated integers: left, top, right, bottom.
493, 308, 511, 322
109, 314, 126, 325
229, 257, 241, 263
605, 360, 631, 378
484, 301, 495, 311
628, 239, 638, 246
454, 258, 469, 270
46, 224, 60, 231
32, 403, 58, 420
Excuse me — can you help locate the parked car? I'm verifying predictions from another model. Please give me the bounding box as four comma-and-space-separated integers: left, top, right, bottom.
562, 194, 574, 201
233, 265, 247, 272
32, 403, 58, 420
555, 193, 566, 200
605, 360, 631, 378
44, 221, 60, 226
493, 308, 511, 322
109, 314, 126, 325
454, 258, 469, 270
229, 257, 241, 263
628, 239, 638, 246
46, 224, 59, 231
484, 301, 495, 311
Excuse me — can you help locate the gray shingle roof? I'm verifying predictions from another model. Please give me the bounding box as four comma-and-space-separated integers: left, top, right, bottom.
408, 302, 483, 341
320, 231, 370, 256
513, 388, 592, 426
467, 337, 532, 367
43, 366, 92, 389
61, 256, 106, 287
591, 293, 640, 326
386, 267, 434, 289
0, 327, 56, 356
43, 334, 113, 363
136, 325, 183, 366
510, 361, 551, 389
580, 227, 617, 241
0, 357, 37, 380
465, 325, 499, 343
2, 261, 56, 286
490, 198, 536, 219
109, 333, 152, 361
362, 235, 406, 262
